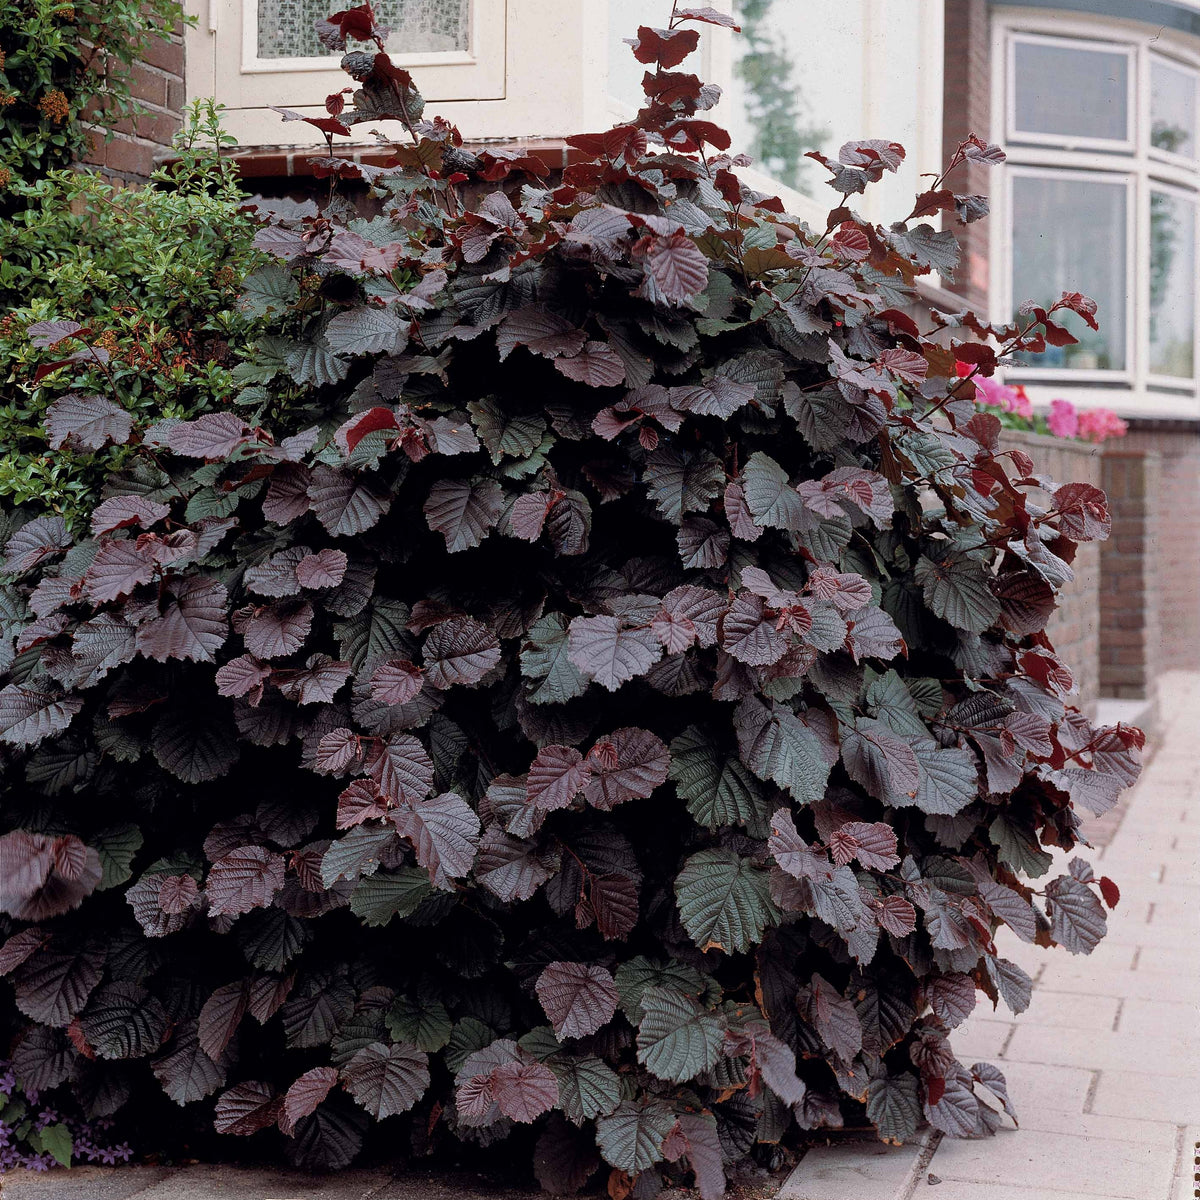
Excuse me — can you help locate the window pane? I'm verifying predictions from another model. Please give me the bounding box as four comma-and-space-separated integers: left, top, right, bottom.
1150, 190, 1196, 378
257, 0, 469, 60
1012, 174, 1127, 370
1012, 39, 1129, 143
724, 0, 829, 190
1151, 59, 1197, 157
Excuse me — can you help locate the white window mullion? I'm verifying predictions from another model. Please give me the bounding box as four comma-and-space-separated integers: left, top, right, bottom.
1134, 170, 1150, 393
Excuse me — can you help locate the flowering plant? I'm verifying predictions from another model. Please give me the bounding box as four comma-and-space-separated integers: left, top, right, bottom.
956, 366, 1127, 445
0, 1060, 132, 1173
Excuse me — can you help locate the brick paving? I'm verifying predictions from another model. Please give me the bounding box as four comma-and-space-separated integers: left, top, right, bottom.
783, 669, 1200, 1199
4, 674, 1197, 1200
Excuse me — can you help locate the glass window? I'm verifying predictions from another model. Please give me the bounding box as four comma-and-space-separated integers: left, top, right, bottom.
1149, 190, 1196, 378
256, 0, 470, 60
1011, 174, 1128, 370
1012, 38, 1130, 143
724, 0, 828, 191
1151, 58, 1197, 158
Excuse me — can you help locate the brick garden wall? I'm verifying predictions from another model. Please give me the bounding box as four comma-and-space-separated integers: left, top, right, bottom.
1000, 429, 1102, 717
79, 25, 185, 184
1101, 424, 1200, 699
1099, 448, 1162, 701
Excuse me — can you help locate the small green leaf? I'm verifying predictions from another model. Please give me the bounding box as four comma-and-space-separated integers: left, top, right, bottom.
30, 1121, 73, 1167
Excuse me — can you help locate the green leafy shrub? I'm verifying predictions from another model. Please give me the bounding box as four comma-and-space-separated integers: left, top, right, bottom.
0, 0, 186, 197
0, 4, 1141, 1194
0, 101, 268, 523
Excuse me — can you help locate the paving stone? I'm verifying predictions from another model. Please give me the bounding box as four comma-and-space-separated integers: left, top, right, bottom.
923, 1128, 1172, 1199
1169, 1125, 1199, 1200
1007, 1106, 1179, 1146
1028, 963, 1200, 1003
370, 1169, 546, 1199
1090, 1070, 1200, 1124
0, 1166, 174, 1199
902, 1181, 1099, 1200
1140, 897, 1200, 928
975, 1059, 1094, 1118
132, 1165, 391, 1199
1117, 878, 1200, 900
778, 1138, 928, 1200
1094, 918, 1200, 951
1129, 944, 1200, 974
1116, 997, 1200, 1038
1004, 1024, 1200, 1078
1011, 989, 1121, 1031
949, 1018, 1012, 1061
1037, 940, 1141, 975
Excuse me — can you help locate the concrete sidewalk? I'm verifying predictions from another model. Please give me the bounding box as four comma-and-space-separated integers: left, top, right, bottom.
784, 669, 1200, 1200
0, 1164, 546, 1200
4, 674, 1197, 1200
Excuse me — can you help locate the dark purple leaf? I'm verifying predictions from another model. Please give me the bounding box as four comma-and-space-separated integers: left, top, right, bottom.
308, 466, 391, 536
342, 1041, 430, 1119
424, 478, 504, 552
280, 1066, 339, 1136
85, 539, 157, 603
536, 961, 619, 1040
45, 394, 133, 451
90, 496, 170, 536
422, 616, 501, 689
206, 847, 286, 916
136, 578, 229, 663
582, 727, 670, 810
366, 734, 435, 804
165, 413, 251, 459
393, 790, 480, 888
492, 1060, 559, 1123
213, 1081, 281, 1135
295, 549, 348, 589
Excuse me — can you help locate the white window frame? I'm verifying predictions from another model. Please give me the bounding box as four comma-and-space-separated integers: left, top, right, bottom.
241, 0, 484, 76
185, 2, 614, 146
990, 10, 1200, 421
1003, 164, 1136, 383
1148, 53, 1200, 169
1007, 31, 1136, 152
1145, 179, 1200, 387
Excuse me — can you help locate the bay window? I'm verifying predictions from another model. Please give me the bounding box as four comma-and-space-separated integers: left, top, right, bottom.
994, 14, 1200, 417
187, 2, 602, 146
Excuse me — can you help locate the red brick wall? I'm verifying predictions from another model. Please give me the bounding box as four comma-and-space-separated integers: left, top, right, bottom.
1155, 440, 1200, 669
942, 0, 991, 312
80, 26, 186, 183
1109, 425, 1200, 681
1099, 448, 1162, 700
1001, 430, 1102, 717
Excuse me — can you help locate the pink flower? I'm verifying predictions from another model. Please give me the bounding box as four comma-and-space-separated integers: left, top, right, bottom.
970, 374, 1006, 408
1003, 385, 1033, 419
1047, 398, 1078, 439
1077, 407, 1128, 443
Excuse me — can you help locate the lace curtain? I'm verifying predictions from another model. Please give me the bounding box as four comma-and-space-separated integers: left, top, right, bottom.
257, 0, 470, 59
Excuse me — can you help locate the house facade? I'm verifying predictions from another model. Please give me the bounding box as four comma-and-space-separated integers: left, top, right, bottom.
91, 0, 1200, 725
